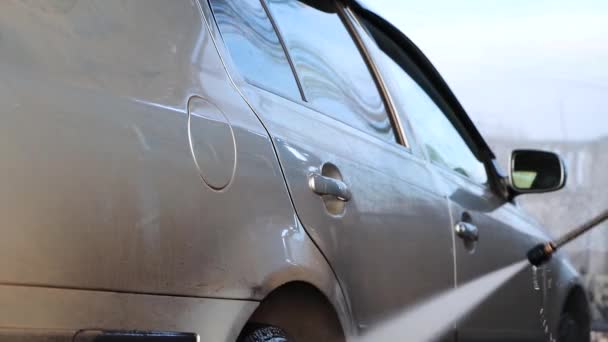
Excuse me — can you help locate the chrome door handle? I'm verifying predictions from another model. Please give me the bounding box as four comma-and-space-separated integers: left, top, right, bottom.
308, 173, 352, 202
455, 222, 479, 242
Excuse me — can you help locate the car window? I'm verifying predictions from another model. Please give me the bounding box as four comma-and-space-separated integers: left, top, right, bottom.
265, 0, 396, 143
209, 0, 302, 100
360, 19, 488, 184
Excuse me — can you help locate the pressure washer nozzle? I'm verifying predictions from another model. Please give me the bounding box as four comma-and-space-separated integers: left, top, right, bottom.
526, 209, 607, 267
527, 242, 556, 267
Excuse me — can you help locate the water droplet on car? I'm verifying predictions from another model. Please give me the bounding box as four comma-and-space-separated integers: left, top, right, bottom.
532, 266, 540, 290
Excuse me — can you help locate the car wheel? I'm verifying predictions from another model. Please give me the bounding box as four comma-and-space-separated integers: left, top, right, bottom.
558, 312, 589, 342
237, 323, 291, 342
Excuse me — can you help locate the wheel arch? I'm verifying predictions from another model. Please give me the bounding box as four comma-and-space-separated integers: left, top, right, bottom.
544, 256, 589, 340
562, 284, 591, 331
243, 281, 348, 342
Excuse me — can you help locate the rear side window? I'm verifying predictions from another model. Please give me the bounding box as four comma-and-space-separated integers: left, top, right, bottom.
265, 0, 396, 143
209, 0, 302, 100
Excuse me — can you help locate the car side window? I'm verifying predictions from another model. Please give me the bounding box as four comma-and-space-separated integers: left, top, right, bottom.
360, 19, 488, 184
209, 0, 302, 100
264, 0, 396, 143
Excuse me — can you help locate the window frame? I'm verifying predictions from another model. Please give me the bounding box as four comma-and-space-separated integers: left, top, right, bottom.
344, 5, 495, 186
336, 3, 409, 148
346, 2, 497, 161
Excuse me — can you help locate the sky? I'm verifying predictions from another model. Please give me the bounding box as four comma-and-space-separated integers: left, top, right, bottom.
362, 0, 608, 141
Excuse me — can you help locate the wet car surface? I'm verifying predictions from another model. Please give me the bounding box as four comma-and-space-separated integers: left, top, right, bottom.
0, 0, 591, 341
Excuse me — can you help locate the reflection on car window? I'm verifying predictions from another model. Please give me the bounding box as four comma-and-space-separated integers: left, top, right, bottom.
360, 20, 487, 184
209, 0, 301, 100
265, 0, 396, 143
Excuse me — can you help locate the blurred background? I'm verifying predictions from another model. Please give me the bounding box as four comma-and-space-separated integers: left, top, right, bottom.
365, 0, 608, 328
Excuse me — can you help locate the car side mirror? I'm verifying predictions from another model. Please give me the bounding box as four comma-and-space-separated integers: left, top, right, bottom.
510, 150, 566, 194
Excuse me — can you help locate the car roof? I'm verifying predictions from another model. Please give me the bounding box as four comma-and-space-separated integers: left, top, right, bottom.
346, 0, 496, 161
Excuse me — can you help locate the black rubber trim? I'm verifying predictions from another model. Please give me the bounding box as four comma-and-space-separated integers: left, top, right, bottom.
75, 330, 198, 342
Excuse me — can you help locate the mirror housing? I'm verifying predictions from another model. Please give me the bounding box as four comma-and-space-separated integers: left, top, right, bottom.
509, 149, 566, 194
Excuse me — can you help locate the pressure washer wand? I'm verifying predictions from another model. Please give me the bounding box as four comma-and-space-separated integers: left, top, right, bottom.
527, 208, 608, 266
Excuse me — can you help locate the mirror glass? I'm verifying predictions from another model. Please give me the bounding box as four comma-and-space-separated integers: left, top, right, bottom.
511, 150, 564, 191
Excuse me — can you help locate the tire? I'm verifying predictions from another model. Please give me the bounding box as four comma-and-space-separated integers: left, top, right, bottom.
558, 312, 590, 342
237, 324, 291, 342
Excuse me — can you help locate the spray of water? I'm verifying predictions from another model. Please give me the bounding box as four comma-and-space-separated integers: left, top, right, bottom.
357, 260, 529, 342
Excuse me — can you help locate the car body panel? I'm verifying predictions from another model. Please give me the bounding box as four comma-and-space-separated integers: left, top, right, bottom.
0, 0, 584, 340
0, 284, 257, 341
0, 0, 351, 339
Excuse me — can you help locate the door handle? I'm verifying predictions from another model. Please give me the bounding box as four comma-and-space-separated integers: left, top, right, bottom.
455, 221, 479, 242
308, 173, 352, 202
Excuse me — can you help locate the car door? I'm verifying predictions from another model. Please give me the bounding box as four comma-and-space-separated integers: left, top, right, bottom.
353, 14, 548, 341
439, 172, 549, 341
208, 0, 455, 337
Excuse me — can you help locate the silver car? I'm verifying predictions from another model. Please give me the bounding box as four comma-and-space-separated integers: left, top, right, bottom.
0, 0, 590, 341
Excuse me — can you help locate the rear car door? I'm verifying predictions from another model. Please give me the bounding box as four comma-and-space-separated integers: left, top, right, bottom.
208, 0, 455, 336
354, 15, 547, 341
